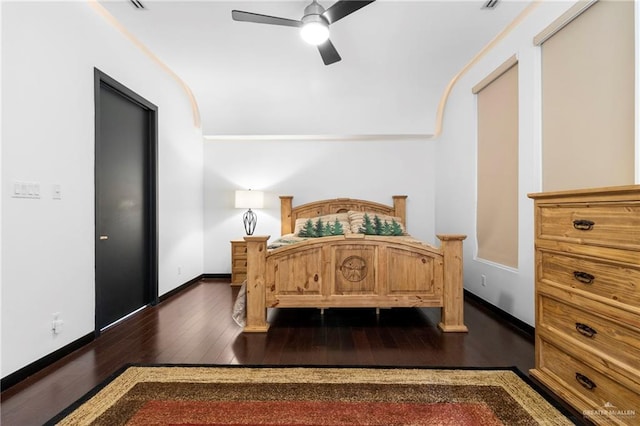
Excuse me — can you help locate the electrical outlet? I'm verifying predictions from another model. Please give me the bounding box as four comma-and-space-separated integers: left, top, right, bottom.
52, 184, 62, 200
481, 275, 487, 287
52, 312, 63, 334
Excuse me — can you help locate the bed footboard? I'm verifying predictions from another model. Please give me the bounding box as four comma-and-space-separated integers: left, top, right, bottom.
243, 234, 467, 333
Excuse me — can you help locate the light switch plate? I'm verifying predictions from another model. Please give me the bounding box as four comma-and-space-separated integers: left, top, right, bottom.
12, 180, 41, 199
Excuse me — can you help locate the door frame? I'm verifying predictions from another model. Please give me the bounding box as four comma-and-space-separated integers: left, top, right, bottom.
93, 68, 159, 335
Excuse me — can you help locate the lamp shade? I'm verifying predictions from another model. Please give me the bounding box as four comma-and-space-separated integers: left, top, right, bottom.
235, 190, 264, 209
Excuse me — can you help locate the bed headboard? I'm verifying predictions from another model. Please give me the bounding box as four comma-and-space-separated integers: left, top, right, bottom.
279, 195, 407, 235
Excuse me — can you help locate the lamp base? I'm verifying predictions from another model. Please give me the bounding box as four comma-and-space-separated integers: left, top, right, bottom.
243, 209, 257, 235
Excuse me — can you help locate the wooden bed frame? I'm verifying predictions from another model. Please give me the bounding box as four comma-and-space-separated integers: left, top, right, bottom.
243, 195, 468, 333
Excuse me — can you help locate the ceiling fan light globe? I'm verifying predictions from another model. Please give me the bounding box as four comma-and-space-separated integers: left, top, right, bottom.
301, 21, 329, 45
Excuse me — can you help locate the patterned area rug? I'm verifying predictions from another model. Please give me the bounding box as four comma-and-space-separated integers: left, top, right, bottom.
47, 365, 575, 425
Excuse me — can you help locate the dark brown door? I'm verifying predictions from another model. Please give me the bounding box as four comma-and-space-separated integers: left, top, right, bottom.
94, 70, 157, 332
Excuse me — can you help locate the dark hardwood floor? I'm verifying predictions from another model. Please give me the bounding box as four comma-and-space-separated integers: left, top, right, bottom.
2, 279, 541, 425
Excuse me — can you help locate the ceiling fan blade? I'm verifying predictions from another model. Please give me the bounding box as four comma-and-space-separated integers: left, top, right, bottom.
317, 39, 341, 65
322, 0, 375, 25
232, 10, 302, 28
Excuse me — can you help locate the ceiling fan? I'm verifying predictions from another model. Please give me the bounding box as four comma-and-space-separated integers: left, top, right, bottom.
232, 1, 375, 66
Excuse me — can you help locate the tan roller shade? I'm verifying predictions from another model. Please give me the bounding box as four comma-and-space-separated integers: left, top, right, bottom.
476, 62, 519, 268
541, 0, 635, 191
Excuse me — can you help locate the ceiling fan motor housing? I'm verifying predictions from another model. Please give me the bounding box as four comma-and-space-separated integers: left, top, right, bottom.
302, 1, 328, 25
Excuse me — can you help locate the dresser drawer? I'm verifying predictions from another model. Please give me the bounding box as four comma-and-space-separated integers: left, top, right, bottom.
537, 202, 640, 250
539, 295, 640, 369
539, 251, 640, 307
539, 339, 640, 422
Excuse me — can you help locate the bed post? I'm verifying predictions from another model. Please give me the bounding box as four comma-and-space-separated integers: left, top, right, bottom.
436, 234, 468, 332
243, 235, 270, 332
280, 196, 293, 235
392, 195, 408, 227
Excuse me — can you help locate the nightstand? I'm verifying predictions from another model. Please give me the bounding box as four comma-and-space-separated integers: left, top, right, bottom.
230, 240, 247, 286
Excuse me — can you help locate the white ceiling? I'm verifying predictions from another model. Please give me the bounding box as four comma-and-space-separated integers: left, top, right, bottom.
99, 0, 530, 136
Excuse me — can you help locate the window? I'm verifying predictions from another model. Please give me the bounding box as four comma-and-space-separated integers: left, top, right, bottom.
474, 58, 519, 268
538, 0, 635, 191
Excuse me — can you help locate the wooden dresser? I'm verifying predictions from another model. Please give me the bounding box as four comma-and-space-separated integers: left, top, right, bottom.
230, 240, 247, 286
528, 185, 640, 425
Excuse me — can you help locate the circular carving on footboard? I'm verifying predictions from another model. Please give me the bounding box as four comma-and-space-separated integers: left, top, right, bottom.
340, 256, 368, 282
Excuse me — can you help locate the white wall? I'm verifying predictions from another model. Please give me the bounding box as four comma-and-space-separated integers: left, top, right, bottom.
435, 0, 640, 326
1, 1, 204, 377
204, 139, 437, 274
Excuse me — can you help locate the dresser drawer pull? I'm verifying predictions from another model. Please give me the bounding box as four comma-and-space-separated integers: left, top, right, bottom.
575, 373, 597, 390
575, 323, 597, 338
572, 219, 595, 231
573, 271, 595, 284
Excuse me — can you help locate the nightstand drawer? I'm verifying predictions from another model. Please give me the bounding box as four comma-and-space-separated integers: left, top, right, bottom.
233, 272, 246, 283
538, 202, 640, 250
539, 295, 640, 369
540, 251, 640, 307
232, 258, 247, 270
232, 244, 248, 257
538, 338, 640, 421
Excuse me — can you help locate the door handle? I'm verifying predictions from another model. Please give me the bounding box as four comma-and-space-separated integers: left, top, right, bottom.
99, 235, 109, 240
